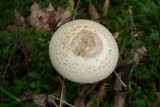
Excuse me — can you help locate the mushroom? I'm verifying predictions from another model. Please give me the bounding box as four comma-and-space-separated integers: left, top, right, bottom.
49, 19, 119, 83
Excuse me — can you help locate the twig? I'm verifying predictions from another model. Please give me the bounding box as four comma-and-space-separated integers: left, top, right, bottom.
17, 45, 30, 72
2, 35, 17, 84
59, 78, 65, 107
50, 95, 74, 107
72, 0, 80, 20
1, 35, 17, 102
0, 37, 14, 45
114, 71, 127, 88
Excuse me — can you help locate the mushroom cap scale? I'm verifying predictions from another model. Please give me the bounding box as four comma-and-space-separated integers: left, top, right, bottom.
49, 19, 119, 83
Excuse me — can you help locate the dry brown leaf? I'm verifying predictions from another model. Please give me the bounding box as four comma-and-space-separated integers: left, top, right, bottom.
21, 91, 34, 101
27, 1, 74, 31
27, 2, 58, 31
57, 6, 71, 22
47, 95, 59, 107
30, 2, 41, 12
67, 0, 75, 12
156, 92, 160, 100
88, 0, 100, 21
47, 3, 55, 12
113, 31, 121, 40
113, 30, 124, 40
86, 96, 97, 107
133, 46, 147, 65
86, 81, 107, 107
96, 81, 107, 107
33, 94, 47, 106
74, 84, 97, 107
103, 0, 110, 16
15, 9, 25, 25
7, 24, 17, 32
56, 0, 74, 27
74, 96, 85, 107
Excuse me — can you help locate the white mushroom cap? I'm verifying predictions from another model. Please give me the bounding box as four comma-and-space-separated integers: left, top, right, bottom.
49, 19, 119, 83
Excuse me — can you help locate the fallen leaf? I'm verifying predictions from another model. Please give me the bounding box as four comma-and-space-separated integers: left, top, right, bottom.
74, 84, 97, 107
156, 92, 160, 100
86, 96, 97, 107
68, 0, 75, 12
21, 90, 34, 101
96, 81, 108, 107
88, 0, 100, 21
56, 0, 74, 27
57, 6, 71, 23
113, 31, 121, 40
30, 2, 41, 12
103, 0, 110, 16
7, 24, 17, 32
27, 2, 58, 31
27, 1, 74, 31
74, 96, 85, 107
133, 46, 147, 65
47, 96, 59, 107
137, 46, 147, 56
15, 9, 25, 25
7, 9, 25, 32
86, 81, 107, 107
33, 94, 46, 106
33, 94, 59, 107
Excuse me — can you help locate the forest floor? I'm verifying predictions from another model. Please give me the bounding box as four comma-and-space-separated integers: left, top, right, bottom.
0, 0, 160, 107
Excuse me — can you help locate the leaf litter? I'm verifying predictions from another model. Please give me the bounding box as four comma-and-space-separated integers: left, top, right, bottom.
8, 1, 74, 32
2, 0, 160, 106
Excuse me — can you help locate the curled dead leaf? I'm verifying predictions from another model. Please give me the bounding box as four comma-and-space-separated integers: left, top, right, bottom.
57, 0, 74, 27
113, 31, 121, 40
30, 2, 41, 12
27, 2, 58, 31
15, 9, 25, 25
103, 0, 110, 16
7, 24, 17, 32
133, 46, 147, 65
27, 1, 74, 31
86, 81, 107, 107
156, 92, 160, 100
96, 81, 108, 107
88, 0, 100, 21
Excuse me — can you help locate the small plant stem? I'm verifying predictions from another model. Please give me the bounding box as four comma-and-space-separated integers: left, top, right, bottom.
1, 35, 17, 102
72, 0, 80, 20
114, 71, 127, 88
50, 95, 74, 107
0, 86, 21, 102
59, 78, 65, 107
2, 35, 17, 84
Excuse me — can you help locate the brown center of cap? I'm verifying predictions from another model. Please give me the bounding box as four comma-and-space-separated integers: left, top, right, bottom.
70, 30, 103, 58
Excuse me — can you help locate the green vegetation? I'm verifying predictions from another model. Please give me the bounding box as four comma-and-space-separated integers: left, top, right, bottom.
0, 0, 160, 107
